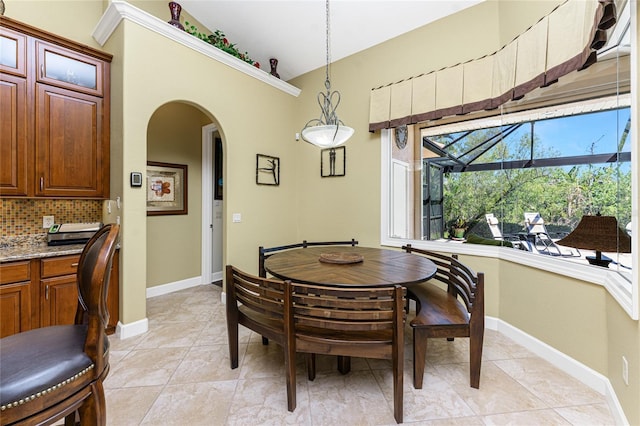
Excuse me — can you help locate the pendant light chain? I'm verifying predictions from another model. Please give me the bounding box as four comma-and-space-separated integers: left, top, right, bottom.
325, 0, 331, 91
300, 0, 354, 148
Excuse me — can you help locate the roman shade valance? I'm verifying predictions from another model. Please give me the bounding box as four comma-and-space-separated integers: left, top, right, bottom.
369, 0, 616, 132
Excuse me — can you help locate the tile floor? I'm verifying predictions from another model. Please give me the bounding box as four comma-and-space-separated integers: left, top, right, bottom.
103, 284, 615, 425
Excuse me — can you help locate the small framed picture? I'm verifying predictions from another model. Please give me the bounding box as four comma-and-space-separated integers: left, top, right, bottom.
321, 147, 346, 177
146, 161, 188, 215
256, 154, 280, 186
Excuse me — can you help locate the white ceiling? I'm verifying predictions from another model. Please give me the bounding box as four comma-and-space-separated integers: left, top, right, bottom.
178, 0, 484, 81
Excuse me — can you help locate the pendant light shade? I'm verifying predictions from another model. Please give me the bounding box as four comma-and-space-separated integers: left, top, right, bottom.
301, 0, 354, 148
301, 124, 354, 149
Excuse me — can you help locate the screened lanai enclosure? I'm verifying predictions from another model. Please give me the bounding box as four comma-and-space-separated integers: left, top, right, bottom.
420, 99, 631, 242
387, 95, 632, 272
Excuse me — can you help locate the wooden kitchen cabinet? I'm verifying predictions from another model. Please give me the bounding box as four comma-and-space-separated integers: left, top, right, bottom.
40, 254, 80, 327
39, 252, 119, 331
35, 84, 106, 197
0, 25, 27, 77
0, 17, 111, 198
36, 40, 105, 97
0, 260, 32, 337
0, 250, 119, 337
0, 74, 29, 196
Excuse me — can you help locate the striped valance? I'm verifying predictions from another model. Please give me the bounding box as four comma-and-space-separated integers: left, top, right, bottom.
369, 0, 616, 132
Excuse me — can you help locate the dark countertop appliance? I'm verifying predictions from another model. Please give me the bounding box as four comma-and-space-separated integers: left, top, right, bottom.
47, 222, 103, 246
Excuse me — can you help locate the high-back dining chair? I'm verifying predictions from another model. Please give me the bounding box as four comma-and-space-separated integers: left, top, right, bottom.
291, 282, 406, 423
402, 245, 484, 390
0, 224, 119, 426
225, 265, 296, 411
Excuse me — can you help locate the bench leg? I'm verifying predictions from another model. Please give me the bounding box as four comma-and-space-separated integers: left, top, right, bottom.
284, 343, 296, 411
469, 331, 483, 389
393, 335, 404, 424
262, 336, 269, 345
228, 324, 239, 369
413, 328, 427, 389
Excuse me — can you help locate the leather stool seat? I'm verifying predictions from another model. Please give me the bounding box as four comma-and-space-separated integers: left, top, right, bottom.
0, 224, 119, 426
0, 325, 96, 412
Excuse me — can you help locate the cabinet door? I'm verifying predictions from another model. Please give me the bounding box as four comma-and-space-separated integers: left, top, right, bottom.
0, 282, 32, 337
35, 83, 107, 197
0, 26, 27, 77
40, 274, 78, 327
36, 40, 103, 97
0, 73, 29, 196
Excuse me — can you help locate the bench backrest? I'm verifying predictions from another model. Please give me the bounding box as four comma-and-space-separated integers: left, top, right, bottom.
292, 283, 404, 333
402, 245, 483, 316
226, 265, 292, 341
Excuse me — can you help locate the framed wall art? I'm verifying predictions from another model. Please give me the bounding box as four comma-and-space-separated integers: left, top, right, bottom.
256, 154, 280, 185
146, 161, 188, 215
321, 146, 346, 177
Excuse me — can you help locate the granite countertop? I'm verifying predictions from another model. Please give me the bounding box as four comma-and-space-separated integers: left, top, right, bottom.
0, 243, 85, 263
0, 234, 87, 263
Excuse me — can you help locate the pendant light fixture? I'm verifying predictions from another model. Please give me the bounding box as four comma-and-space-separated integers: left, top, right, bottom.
301, 0, 354, 148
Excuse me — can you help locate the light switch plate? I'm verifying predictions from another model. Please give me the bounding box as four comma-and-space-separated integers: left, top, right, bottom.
232, 213, 241, 223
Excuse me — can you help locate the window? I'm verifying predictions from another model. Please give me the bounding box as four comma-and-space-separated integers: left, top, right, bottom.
381, 18, 636, 318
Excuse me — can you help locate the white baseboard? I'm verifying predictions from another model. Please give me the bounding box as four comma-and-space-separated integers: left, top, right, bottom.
116, 318, 148, 339
486, 316, 628, 425
146, 276, 202, 298
114, 276, 210, 340
212, 270, 223, 282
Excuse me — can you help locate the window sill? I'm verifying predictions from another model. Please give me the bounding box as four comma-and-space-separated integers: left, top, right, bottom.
381, 235, 635, 318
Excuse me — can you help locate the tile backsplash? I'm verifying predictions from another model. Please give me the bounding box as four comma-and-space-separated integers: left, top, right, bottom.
1, 199, 102, 237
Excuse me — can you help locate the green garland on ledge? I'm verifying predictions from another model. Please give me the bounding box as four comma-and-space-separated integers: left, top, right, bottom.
184, 21, 260, 68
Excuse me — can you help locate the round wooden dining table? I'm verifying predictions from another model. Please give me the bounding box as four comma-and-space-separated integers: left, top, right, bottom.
264, 246, 437, 287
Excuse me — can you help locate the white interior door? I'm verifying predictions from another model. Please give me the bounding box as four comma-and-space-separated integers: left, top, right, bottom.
202, 124, 223, 284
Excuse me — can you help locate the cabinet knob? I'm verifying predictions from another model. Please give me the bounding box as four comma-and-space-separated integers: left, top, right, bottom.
45, 284, 49, 300
40, 177, 44, 191
71, 263, 78, 267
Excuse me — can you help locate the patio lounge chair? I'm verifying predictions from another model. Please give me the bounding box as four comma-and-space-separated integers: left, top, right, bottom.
523, 212, 580, 257
485, 214, 528, 250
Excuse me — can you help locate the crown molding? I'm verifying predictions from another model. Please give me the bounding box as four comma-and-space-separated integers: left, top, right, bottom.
92, 1, 301, 97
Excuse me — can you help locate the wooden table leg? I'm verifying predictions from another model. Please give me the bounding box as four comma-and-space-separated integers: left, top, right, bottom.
337, 355, 351, 374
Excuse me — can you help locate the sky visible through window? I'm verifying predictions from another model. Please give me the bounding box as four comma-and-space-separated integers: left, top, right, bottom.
534, 108, 631, 159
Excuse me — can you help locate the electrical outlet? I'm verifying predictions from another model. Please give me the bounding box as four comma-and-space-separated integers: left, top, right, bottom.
43, 215, 55, 229
622, 356, 629, 385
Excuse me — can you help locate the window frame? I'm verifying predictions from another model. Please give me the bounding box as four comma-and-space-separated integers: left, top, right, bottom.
380, 118, 637, 318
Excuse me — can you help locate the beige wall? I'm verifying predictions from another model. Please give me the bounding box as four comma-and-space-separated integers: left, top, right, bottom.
108, 19, 300, 321
4, 1, 638, 423
146, 103, 210, 287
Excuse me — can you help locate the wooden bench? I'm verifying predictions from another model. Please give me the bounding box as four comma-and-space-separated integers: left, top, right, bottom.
292, 282, 406, 424
225, 265, 296, 411
402, 244, 484, 390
